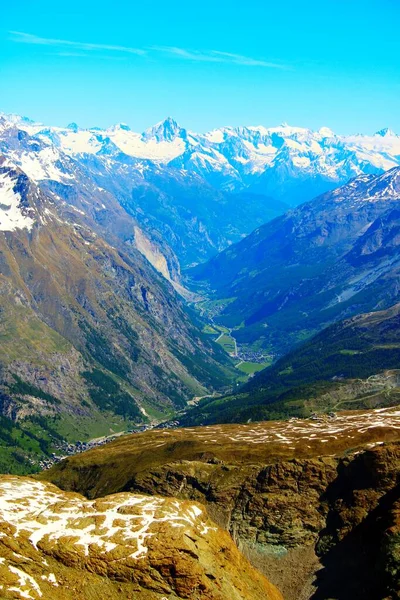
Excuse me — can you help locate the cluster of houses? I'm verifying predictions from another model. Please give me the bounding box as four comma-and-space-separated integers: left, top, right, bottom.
36, 424, 152, 470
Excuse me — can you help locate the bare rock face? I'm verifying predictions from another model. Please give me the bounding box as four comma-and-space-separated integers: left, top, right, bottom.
0, 475, 282, 600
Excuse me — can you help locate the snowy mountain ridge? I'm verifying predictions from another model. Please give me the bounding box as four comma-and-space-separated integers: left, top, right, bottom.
1, 112, 399, 205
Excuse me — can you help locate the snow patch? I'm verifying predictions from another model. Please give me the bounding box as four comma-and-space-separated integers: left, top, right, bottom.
0, 478, 210, 561
0, 172, 35, 232
8, 566, 42, 599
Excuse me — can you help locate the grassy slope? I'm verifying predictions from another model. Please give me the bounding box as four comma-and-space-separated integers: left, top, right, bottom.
39, 407, 400, 499
236, 361, 271, 375
180, 304, 400, 425
0, 414, 56, 474
0, 189, 236, 473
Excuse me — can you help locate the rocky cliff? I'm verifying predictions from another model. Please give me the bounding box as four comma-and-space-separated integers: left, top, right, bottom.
41, 407, 400, 599
0, 475, 281, 600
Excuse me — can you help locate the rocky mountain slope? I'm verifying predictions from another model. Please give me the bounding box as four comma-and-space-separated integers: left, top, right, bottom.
0, 157, 235, 472
0, 475, 281, 600
190, 167, 400, 355
40, 409, 400, 599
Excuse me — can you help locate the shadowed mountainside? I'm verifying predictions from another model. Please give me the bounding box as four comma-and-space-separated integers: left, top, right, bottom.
189, 168, 400, 356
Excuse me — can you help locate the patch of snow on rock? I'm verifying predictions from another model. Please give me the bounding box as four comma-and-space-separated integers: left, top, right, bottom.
0, 172, 35, 232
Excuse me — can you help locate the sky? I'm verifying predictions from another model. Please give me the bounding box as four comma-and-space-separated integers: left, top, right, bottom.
1, 0, 399, 134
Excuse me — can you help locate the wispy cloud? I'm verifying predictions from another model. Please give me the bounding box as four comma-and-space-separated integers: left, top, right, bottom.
56, 52, 93, 58
9, 31, 289, 69
9, 31, 146, 56
150, 46, 289, 69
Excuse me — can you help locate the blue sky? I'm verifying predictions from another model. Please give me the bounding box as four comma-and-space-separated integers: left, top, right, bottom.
1, 0, 399, 133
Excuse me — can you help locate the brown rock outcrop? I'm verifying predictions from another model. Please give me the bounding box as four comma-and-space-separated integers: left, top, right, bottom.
40, 408, 400, 599
0, 476, 281, 600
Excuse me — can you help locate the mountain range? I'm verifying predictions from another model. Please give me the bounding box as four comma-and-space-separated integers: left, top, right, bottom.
0, 113, 291, 271
1, 113, 400, 272
2, 110, 400, 599
2, 112, 400, 471
4, 114, 400, 201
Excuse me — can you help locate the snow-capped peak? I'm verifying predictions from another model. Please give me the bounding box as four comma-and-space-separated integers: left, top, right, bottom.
0, 113, 37, 127
108, 122, 131, 132
332, 166, 400, 204
318, 126, 335, 138
142, 117, 186, 142
375, 127, 397, 138
266, 123, 311, 136
66, 122, 80, 132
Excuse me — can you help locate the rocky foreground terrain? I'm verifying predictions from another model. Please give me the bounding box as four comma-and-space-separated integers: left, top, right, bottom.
41, 406, 400, 599
0, 476, 281, 600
